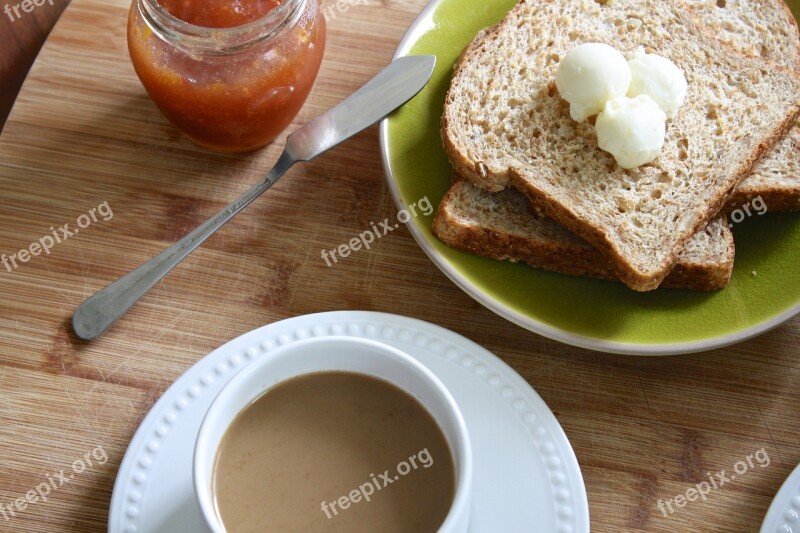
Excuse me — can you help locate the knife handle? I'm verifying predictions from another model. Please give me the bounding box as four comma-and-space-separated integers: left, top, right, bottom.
72, 152, 295, 340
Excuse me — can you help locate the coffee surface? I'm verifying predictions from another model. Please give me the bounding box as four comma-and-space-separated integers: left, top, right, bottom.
213, 371, 456, 532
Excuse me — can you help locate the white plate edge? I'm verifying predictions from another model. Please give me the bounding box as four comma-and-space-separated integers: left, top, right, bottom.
760, 462, 800, 533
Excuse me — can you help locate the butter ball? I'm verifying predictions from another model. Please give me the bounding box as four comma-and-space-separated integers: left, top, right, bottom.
627, 48, 688, 118
555, 43, 632, 122
595, 95, 667, 169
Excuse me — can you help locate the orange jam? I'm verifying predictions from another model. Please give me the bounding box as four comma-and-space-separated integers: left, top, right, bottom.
157, 0, 281, 28
127, 0, 325, 152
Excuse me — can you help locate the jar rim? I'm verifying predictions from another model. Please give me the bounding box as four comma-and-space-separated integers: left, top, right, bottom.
138, 0, 306, 55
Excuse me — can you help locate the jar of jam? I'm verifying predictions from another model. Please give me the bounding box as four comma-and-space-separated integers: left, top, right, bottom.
127, 0, 326, 152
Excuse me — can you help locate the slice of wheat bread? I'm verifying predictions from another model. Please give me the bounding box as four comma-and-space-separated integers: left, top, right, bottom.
459, 8, 800, 215
441, 0, 800, 291
433, 180, 735, 291
680, 0, 800, 212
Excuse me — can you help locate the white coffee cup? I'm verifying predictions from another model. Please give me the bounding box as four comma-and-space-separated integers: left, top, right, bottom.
193, 335, 472, 532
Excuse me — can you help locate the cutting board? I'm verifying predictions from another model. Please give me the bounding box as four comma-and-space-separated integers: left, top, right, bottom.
0, 0, 798, 531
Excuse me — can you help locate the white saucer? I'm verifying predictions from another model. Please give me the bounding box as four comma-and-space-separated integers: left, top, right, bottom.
108, 311, 590, 533
761, 463, 800, 533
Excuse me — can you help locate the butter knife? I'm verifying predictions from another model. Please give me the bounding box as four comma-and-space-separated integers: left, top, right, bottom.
72, 55, 436, 340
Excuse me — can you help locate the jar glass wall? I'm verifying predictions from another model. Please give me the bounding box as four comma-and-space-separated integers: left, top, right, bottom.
127, 0, 326, 153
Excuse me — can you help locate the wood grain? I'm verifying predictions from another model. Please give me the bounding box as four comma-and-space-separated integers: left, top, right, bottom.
0, 0, 798, 532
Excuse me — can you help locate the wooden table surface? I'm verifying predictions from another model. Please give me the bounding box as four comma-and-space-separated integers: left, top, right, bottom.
0, 0, 798, 532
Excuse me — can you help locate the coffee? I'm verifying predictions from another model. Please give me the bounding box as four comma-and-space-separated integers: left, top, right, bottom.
211, 371, 456, 532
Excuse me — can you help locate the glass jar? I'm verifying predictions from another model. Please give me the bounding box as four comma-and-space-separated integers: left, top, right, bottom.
127, 0, 326, 152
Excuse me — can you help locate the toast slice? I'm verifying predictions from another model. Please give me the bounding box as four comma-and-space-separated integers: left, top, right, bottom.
681, 0, 800, 212
458, 3, 800, 215
433, 180, 735, 291
441, 0, 800, 291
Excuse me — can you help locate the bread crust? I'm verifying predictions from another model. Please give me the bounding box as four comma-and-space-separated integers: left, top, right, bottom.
441, 26, 511, 193
726, 188, 800, 212
660, 218, 735, 290
432, 181, 735, 291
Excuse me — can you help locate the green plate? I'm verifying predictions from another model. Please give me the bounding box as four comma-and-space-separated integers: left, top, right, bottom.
379, 0, 800, 355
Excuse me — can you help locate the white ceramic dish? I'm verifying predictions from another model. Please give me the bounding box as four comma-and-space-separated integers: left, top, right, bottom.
761, 462, 800, 533
108, 311, 589, 532
193, 336, 472, 533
